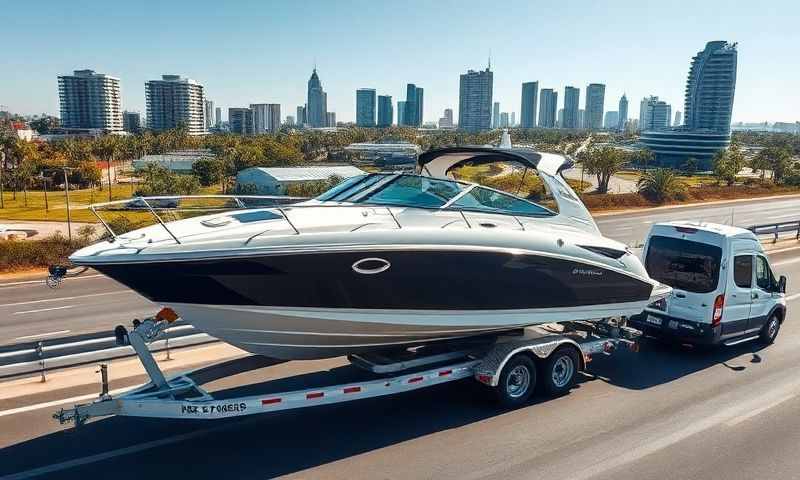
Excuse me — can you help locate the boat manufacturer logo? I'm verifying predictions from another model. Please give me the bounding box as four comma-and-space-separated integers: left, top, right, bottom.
572, 268, 603, 276
352, 257, 392, 275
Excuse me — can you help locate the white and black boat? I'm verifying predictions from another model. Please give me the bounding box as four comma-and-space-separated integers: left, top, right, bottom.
69, 146, 670, 360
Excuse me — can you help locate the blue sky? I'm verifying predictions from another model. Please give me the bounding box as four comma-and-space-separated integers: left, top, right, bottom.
3, 0, 798, 123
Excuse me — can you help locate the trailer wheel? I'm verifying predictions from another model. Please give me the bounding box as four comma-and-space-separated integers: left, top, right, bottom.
540, 346, 580, 396
494, 354, 537, 408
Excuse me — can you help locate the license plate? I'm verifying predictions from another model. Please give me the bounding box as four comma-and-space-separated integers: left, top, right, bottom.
668, 320, 679, 329
646, 315, 662, 326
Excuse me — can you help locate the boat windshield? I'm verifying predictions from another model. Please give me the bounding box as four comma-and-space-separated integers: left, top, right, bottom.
317, 174, 555, 217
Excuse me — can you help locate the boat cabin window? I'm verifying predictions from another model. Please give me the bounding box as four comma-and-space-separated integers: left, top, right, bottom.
449, 186, 554, 216
317, 174, 386, 202
366, 175, 463, 208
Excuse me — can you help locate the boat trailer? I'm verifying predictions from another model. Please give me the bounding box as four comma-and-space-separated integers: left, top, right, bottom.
54, 311, 641, 427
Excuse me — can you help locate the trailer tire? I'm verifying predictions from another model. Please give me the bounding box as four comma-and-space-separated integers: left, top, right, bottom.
494, 354, 537, 408
540, 346, 580, 397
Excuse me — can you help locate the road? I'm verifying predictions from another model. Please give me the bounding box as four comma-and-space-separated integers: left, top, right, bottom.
1, 196, 800, 479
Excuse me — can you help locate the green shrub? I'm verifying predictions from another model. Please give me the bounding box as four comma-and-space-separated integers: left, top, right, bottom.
0, 233, 91, 272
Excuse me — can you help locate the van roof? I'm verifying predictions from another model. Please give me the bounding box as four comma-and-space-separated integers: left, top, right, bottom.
653, 221, 759, 241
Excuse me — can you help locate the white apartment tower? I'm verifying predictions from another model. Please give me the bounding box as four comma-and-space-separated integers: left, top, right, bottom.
57, 69, 123, 132
145, 75, 207, 135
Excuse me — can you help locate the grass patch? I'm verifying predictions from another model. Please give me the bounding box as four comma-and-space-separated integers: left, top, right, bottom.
0, 233, 93, 272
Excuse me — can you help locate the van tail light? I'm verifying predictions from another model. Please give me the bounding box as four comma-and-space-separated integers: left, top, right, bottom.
712, 294, 725, 326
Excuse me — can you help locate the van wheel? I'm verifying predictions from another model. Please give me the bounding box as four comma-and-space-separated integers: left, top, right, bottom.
540, 346, 580, 396
494, 354, 537, 408
759, 314, 781, 345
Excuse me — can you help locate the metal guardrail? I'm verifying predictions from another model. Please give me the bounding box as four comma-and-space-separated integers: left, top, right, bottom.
748, 221, 800, 243
0, 323, 216, 379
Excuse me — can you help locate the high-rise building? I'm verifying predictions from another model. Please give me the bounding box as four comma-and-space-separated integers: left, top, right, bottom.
122, 111, 141, 133
684, 41, 737, 132
215, 107, 222, 126
377, 95, 393, 127
584, 83, 605, 130
578, 109, 585, 128
537, 89, 557, 128
57, 69, 122, 132
296, 105, 306, 126
500, 112, 509, 128
250, 103, 281, 133
618, 94, 628, 130
640, 41, 738, 169
673, 110, 682, 127
307, 69, 327, 127
228, 107, 254, 135
356, 88, 377, 127
145, 74, 206, 135
557, 109, 564, 128
492, 102, 500, 129
397, 101, 406, 126
510, 112, 515, 127
204, 100, 214, 129
641, 97, 671, 130
285, 115, 295, 126
439, 108, 454, 129
326, 112, 336, 127
604, 111, 619, 129
458, 67, 493, 132
403, 84, 423, 127
563, 86, 580, 129
520, 82, 539, 129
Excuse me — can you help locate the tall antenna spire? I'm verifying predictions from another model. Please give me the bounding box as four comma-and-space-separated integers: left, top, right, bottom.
488, 49, 492, 71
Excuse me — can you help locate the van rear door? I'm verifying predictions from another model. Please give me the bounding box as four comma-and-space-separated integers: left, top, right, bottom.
644, 232, 724, 325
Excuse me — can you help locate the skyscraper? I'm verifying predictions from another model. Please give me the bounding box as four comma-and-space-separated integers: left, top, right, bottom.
684, 41, 738, 132
397, 101, 406, 126
251, 104, 281, 133
492, 102, 500, 129
458, 67, 493, 132
228, 107, 254, 135
618, 94, 628, 130
439, 108, 454, 128
510, 112, 515, 127
520, 82, 538, 129
326, 112, 336, 127
204, 100, 214, 129
641, 96, 671, 130
215, 107, 222, 126
307, 69, 327, 127
377, 95, 393, 127
122, 111, 141, 133
57, 69, 122, 132
673, 110, 682, 127
356, 88, 377, 127
563, 86, 580, 129
557, 109, 564, 128
538, 89, 557, 128
578, 109, 585, 129
500, 112, 509, 128
296, 105, 306, 126
584, 83, 605, 130
403, 84, 423, 127
145, 74, 206, 135
604, 111, 619, 129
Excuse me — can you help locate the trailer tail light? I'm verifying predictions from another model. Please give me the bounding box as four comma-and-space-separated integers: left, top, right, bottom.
343, 386, 361, 394
408, 376, 424, 384
306, 392, 324, 399
438, 369, 452, 377
712, 294, 725, 326
261, 397, 282, 405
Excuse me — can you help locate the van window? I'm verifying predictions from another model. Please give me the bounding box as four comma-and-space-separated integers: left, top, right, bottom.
755, 256, 773, 291
645, 235, 722, 293
733, 255, 752, 288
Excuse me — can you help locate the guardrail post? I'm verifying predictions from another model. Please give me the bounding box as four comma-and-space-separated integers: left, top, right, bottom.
36, 341, 46, 383
97, 364, 110, 400
165, 336, 171, 361
796, 222, 799, 240
774, 225, 779, 244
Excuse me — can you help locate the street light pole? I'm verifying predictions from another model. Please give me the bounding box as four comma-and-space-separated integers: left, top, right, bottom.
63, 167, 72, 242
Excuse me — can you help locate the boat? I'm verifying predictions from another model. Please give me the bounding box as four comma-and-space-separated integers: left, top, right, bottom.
69, 146, 670, 360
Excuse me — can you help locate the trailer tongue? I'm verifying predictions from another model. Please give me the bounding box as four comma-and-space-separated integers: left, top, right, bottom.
54, 309, 641, 427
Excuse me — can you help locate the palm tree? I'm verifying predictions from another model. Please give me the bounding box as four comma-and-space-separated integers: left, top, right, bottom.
637, 168, 686, 203
92, 135, 122, 201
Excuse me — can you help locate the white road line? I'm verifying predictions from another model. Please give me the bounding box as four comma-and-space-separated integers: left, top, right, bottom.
724, 393, 797, 427
13, 305, 75, 315
0, 274, 104, 288
786, 293, 800, 302
13, 330, 71, 341
772, 257, 800, 267
766, 212, 800, 220
0, 387, 135, 418
0, 290, 129, 309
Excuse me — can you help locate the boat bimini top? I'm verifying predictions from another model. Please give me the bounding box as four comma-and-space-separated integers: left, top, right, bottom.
416, 147, 598, 235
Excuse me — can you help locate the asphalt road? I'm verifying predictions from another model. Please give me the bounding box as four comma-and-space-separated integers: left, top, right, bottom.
0, 248, 798, 479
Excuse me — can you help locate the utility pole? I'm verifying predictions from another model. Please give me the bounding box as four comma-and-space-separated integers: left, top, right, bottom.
64, 167, 72, 242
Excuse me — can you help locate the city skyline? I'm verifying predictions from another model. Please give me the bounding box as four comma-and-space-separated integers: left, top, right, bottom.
3, 1, 798, 124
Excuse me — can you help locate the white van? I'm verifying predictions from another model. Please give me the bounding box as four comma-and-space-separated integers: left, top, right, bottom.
630, 221, 787, 346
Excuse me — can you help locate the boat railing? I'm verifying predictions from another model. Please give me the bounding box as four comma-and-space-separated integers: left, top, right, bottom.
89, 194, 530, 244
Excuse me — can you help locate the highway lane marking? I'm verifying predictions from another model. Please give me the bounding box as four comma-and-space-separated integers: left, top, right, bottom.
0, 274, 104, 288
786, 293, 800, 302
0, 290, 130, 309
724, 392, 797, 427
766, 212, 800, 220
13, 305, 75, 315
13, 330, 71, 341
772, 257, 800, 267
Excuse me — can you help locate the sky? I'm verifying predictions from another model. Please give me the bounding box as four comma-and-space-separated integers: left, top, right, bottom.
2, 0, 799, 124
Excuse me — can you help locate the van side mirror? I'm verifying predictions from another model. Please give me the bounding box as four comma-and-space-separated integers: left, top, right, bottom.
778, 275, 787, 294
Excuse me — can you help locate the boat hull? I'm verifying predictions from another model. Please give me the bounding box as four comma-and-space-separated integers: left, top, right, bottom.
88, 248, 657, 359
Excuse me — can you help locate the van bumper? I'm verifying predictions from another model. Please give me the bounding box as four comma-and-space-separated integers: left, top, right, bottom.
629, 310, 721, 345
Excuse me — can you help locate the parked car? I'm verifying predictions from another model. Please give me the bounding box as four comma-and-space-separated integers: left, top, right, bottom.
630, 221, 787, 346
